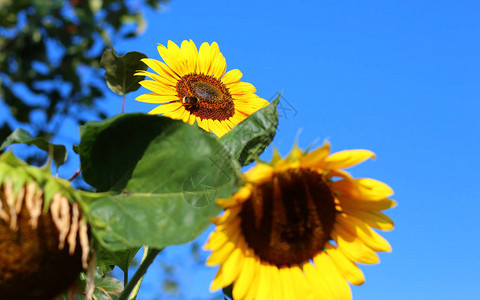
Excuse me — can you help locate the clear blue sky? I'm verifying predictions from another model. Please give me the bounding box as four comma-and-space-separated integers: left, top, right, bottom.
10, 0, 480, 299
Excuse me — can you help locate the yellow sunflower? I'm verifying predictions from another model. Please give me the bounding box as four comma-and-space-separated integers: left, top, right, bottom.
204, 142, 395, 300
135, 40, 269, 137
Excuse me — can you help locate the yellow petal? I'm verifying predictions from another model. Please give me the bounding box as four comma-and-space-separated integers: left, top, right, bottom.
135, 93, 178, 104
324, 149, 375, 169
140, 58, 179, 83
138, 80, 177, 96
313, 252, 352, 300
339, 197, 397, 211
244, 258, 262, 300
222, 69, 243, 84
300, 141, 331, 168
210, 42, 227, 78
216, 185, 252, 208
343, 208, 394, 231
203, 230, 227, 251
206, 228, 240, 266
148, 103, 182, 115
212, 206, 241, 225
332, 225, 380, 264
228, 81, 257, 95
180, 40, 198, 73
269, 265, 283, 300
338, 214, 392, 252
289, 266, 313, 300
255, 262, 273, 300
232, 254, 257, 299
303, 262, 332, 300
332, 178, 394, 201
197, 42, 211, 74
205, 217, 240, 251
157, 42, 182, 77
279, 267, 296, 300
210, 241, 244, 290
162, 107, 186, 120
325, 242, 365, 286
245, 164, 274, 184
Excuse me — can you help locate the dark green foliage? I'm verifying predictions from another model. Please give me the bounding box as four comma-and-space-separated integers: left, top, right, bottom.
78, 114, 240, 250
96, 245, 140, 274
220, 96, 280, 166
0, 128, 67, 168
0, 0, 168, 141
100, 47, 147, 95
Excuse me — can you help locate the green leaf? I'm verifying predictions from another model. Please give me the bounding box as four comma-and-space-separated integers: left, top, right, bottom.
96, 245, 140, 273
79, 114, 240, 250
220, 96, 280, 166
74, 270, 124, 300
0, 128, 67, 168
92, 276, 124, 300
100, 47, 147, 95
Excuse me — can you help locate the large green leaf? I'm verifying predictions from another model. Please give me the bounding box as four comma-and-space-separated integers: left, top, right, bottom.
0, 128, 67, 168
220, 96, 280, 166
100, 47, 147, 95
79, 114, 240, 250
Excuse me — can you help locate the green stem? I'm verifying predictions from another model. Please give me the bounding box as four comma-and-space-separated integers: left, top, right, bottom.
128, 246, 148, 300
118, 247, 162, 300
124, 267, 129, 287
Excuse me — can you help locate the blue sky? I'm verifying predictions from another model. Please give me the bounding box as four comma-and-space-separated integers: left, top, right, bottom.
4, 0, 479, 299
105, 1, 480, 299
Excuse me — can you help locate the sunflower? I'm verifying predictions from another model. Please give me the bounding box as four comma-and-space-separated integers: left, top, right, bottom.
204, 142, 395, 300
135, 40, 269, 137
0, 152, 91, 299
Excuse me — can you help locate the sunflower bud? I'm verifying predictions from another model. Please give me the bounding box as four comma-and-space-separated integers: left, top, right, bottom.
0, 152, 90, 299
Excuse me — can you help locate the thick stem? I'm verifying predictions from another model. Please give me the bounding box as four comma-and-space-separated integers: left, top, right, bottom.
118, 247, 162, 300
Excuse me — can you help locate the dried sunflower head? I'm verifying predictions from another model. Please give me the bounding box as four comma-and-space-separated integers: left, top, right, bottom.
0, 152, 91, 299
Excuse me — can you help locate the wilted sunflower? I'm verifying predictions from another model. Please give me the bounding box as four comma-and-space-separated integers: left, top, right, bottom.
135, 40, 269, 137
0, 152, 90, 299
204, 142, 395, 300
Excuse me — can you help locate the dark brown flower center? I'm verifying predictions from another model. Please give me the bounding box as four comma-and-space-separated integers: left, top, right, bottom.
239, 168, 336, 267
176, 74, 235, 121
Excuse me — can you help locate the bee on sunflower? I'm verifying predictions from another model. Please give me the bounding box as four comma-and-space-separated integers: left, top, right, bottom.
135, 40, 269, 137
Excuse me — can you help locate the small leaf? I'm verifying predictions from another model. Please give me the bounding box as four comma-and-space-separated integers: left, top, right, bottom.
0, 128, 67, 168
93, 276, 124, 300
79, 114, 240, 250
96, 245, 140, 273
220, 96, 280, 166
76, 272, 124, 300
100, 47, 147, 95
0, 123, 13, 153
